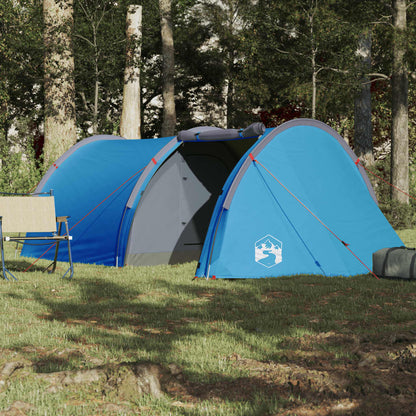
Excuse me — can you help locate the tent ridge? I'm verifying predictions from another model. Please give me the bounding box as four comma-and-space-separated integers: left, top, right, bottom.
126, 137, 179, 209
222, 119, 377, 210
36, 135, 126, 193
195, 118, 402, 279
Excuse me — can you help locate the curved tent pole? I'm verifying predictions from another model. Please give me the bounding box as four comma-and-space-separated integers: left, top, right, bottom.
114, 138, 181, 266
222, 119, 378, 210
196, 118, 387, 279
36, 135, 126, 193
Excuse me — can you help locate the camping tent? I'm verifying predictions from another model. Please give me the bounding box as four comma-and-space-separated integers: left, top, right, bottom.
195, 119, 402, 278
22, 127, 259, 267
22, 119, 402, 277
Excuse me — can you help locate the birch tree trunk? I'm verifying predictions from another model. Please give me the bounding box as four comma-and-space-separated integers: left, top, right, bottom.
354, 31, 374, 166
305, 1, 321, 120
391, 0, 409, 203
43, 0, 77, 168
310, 11, 317, 120
159, 0, 176, 137
120, 5, 142, 139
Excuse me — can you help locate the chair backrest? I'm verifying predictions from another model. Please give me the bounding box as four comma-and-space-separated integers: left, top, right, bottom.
0, 196, 57, 233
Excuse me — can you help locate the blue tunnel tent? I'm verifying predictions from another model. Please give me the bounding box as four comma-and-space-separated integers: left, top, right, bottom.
195, 119, 403, 278
22, 119, 402, 277
21, 127, 260, 267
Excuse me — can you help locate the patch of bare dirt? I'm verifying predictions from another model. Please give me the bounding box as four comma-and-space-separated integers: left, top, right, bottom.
162, 330, 416, 415
2, 331, 416, 414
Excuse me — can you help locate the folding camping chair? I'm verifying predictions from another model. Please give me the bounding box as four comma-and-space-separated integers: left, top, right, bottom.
0, 191, 74, 281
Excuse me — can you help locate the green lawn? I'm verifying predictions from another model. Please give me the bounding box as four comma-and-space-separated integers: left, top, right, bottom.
0, 229, 414, 414
397, 228, 416, 247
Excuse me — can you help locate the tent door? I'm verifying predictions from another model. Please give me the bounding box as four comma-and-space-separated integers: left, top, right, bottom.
124, 146, 231, 266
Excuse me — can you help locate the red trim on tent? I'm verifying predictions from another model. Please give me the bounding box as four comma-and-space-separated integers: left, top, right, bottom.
250, 156, 380, 280
23, 166, 146, 273
356, 160, 416, 203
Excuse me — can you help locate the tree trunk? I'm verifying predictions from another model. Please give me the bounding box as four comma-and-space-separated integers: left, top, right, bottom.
354, 31, 374, 166
159, 0, 176, 137
43, 0, 77, 168
225, 47, 236, 128
120, 5, 142, 140
391, 0, 409, 204
311, 56, 317, 119
309, 7, 317, 119
92, 25, 99, 136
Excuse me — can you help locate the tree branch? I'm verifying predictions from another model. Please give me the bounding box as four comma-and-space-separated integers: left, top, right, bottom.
367, 73, 390, 80
79, 91, 91, 112
78, 0, 93, 23
407, 1, 416, 10
315, 66, 348, 76
73, 34, 95, 48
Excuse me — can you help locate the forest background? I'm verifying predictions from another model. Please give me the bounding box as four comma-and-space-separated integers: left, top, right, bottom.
1, 0, 416, 228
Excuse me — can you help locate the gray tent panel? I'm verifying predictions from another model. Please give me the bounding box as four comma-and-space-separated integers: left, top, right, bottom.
124, 144, 232, 266
126, 138, 178, 208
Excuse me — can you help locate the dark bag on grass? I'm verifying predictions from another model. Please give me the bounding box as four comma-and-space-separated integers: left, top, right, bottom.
373, 246, 416, 280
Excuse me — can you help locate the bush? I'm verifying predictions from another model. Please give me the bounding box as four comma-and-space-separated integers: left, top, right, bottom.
368, 159, 416, 229
0, 139, 42, 194
379, 199, 416, 230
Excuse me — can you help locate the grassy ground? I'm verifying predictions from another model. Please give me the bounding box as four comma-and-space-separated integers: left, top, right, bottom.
397, 229, 416, 247
0, 230, 414, 415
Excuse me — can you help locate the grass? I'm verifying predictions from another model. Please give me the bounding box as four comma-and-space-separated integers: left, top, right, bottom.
397, 228, 416, 247
0, 229, 414, 414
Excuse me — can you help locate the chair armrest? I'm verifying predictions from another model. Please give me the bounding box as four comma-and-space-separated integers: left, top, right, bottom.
56, 216, 70, 223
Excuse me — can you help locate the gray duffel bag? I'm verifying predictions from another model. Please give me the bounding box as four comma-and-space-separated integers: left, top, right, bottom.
373, 246, 416, 280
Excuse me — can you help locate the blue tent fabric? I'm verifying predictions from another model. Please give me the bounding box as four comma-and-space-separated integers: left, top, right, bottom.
22, 136, 180, 266
22, 119, 402, 278
195, 119, 402, 278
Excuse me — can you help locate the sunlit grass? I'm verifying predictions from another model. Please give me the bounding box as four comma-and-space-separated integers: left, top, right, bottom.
397, 228, 416, 247
0, 230, 415, 413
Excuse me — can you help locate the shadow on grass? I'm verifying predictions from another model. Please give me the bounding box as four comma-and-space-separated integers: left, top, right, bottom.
1, 259, 46, 273
5, 269, 416, 414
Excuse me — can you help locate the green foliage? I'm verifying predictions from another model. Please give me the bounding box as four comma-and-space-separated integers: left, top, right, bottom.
0, 0, 43, 127
173, 0, 228, 130
0, 0, 43, 180
366, 157, 416, 229
230, 1, 384, 132
0, 124, 43, 194
380, 199, 416, 230
0, 0, 415, 178
74, 0, 130, 138
397, 228, 416, 247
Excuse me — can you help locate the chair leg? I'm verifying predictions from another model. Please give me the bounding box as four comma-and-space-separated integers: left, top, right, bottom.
63, 219, 74, 279
46, 221, 62, 274
0, 219, 17, 281
50, 218, 74, 279
44, 219, 73, 279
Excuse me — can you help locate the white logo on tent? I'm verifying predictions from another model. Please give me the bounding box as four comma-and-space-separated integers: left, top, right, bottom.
255, 235, 283, 268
